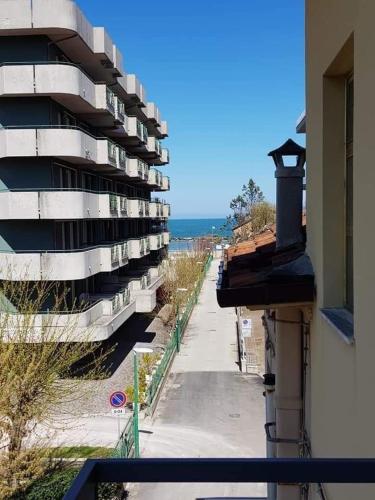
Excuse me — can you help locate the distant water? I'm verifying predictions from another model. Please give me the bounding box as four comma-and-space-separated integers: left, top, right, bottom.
168, 218, 230, 252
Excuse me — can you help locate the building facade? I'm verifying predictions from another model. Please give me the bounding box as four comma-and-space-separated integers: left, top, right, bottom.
304, 1, 375, 498
0, 0, 171, 341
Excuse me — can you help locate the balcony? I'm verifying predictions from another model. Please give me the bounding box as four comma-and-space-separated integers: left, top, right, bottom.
115, 96, 126, 124
64, 457, 375, 499
148, 168, 163, 188
159, 120, 169, 138
163, 203, 171, 218
162, 231, 170, 245
127, 198, 149, 218
0, 240, 130, 281
0, 190, 130, 220
0, 63, 123, 128
127, 237, 150, 259
0, 126, 126, 172
161, 148, 170, 165
123, 268, 164, 313
146, 136, 162, 159
149, 233, 164, 251
149, 201, 163, 218
127, 158, 149, 182
0, 0, 124, 83
146, 102, 161, 126
161, 175, 170, 191
125, 74, 147, 107
6, 288, 136, 343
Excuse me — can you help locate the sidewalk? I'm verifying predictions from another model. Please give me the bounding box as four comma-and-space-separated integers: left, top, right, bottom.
129, 258, 266, 499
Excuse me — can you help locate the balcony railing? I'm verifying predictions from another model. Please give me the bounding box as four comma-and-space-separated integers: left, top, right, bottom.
111, 245, 120, 265
116, 98, 126, 123
109, 194, 118, 212
121, 242, 128, 261
120, 197, 128, 215
106, 88, 116, 115
118, 148, 127, 171
64, 457, 375, 500
107, 141, 117, 165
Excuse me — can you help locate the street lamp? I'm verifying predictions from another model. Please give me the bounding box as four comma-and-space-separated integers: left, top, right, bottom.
133, 343, 153, 458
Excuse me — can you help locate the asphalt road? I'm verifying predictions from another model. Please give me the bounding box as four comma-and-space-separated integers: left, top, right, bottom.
128, 259, 266, 500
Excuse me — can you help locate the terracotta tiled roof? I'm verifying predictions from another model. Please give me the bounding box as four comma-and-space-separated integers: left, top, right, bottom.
227, 225, 276, 262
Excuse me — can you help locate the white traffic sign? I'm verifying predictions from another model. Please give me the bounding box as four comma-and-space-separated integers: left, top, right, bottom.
111, 408, 126, 415
241, 318, 252, 337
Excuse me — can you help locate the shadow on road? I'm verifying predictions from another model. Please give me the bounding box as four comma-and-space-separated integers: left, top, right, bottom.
69, 313, 157, 378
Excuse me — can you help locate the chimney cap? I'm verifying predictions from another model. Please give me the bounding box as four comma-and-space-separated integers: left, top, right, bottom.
268, 138, 306, 169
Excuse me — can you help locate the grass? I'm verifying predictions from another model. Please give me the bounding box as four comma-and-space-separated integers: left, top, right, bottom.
49, 446, 114, 459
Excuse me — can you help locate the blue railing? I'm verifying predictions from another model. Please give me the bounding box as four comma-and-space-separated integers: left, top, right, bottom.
63, 457, 375, 500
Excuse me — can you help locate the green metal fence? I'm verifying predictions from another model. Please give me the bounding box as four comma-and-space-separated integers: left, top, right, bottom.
114, 252, 213, 458
112, 413, 135, 458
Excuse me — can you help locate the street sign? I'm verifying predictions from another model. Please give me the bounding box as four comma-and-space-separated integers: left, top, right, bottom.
111, 408, 126, 415
241, 318, 252, 337
109, 391, 127, 408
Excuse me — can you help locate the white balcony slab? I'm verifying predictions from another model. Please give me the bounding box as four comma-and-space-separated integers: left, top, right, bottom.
162, 204, 171, 218
126, 74, 147, 107
0, 191, 131, 220
163, 231, 170, 245
0, 0, 118, 73
128, 238, 150, 259
1, 297, 137, 342
148, 168, 163, 188
149, 233, 164, 251
159, 120, 168, 138
0, 128, 126, 172
127, 158, 149, 181
161, 176, 170, 191
149, 201, 163, 218
0, 242, 129, 281
146, 102, 161, 126
131, 274, 164, 313
128, 199, 149, 218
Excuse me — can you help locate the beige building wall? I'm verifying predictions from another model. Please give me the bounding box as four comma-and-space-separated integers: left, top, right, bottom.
306, 1, 375, 498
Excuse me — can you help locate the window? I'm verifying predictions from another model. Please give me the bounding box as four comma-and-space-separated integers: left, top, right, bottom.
345, 76, 354, 313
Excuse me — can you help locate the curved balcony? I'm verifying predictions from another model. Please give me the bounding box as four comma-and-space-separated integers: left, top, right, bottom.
127, 158, 149, 183
0, 126, 127, 173
127, 198, 150, 218
3, 291, 136, 342
148, 168, 163, 189
0, 190, 132, 220
149, 233, 164, 251
163, 231, 170, 245
161, 175, 170, 192
0, 63, 127, 127
0, 0, 124, 81
0, 240, 130, 281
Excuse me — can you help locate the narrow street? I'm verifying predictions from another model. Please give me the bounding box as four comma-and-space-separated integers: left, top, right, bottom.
128, 259, 266, 500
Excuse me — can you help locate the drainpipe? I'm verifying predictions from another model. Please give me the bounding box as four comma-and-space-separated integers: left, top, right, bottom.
267, 140, 306, 500
263, 373, 276, 500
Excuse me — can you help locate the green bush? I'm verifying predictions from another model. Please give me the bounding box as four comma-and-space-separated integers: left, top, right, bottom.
12, 466, 125, 500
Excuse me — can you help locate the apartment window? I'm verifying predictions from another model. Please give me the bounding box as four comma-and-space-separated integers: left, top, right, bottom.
60, 166, 77, 189
320, 36, 354, 341
345, 76, 354, 313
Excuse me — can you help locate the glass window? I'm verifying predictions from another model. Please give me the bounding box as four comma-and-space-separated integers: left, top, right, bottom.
345, 76, 354, 313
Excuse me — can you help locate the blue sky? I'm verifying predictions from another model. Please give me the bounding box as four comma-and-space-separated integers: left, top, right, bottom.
77, 0, 305, 218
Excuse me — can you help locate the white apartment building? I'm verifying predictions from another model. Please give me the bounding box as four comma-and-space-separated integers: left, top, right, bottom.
0, 0, 171, 341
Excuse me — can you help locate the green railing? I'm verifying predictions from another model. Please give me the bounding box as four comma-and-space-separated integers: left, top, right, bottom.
113, 252, 213, 458
112, 415, 135, 458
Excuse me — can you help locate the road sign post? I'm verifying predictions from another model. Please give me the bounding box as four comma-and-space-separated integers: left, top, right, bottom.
110, 391, 127, 441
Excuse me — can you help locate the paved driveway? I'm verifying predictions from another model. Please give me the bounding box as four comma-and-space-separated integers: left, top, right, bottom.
128, 259, 266, 499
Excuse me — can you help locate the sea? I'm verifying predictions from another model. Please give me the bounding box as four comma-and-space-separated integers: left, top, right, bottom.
168, 218, 231, 252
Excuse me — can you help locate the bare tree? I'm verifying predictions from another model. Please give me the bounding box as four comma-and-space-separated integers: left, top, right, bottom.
0, 277, 111, 498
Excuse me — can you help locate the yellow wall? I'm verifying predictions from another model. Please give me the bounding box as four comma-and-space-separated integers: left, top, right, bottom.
307, 0, 375, 498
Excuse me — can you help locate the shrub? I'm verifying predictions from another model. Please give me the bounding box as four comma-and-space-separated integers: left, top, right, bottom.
12, 466, 125, 499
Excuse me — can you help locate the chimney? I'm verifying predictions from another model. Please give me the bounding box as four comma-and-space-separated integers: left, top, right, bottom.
268, 139, 306, 249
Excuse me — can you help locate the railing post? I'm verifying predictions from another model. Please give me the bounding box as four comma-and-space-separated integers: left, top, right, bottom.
133, 351, 140, 459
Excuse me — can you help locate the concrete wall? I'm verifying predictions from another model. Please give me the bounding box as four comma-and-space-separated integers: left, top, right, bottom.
306, 1, 375, 498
